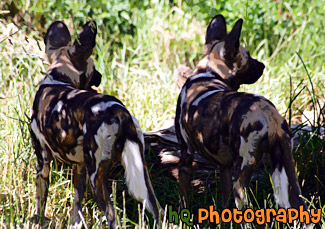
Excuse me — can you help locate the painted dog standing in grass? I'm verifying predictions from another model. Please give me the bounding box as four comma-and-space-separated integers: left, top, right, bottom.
175, 15, 308, 214
30, 21, 162, 227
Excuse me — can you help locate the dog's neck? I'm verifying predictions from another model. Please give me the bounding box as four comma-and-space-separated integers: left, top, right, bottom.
44, 49, 81, 87
41, 75, 72, 86
193, 67, 239, 91
193, 55, 240, 91
41, 69, 74, 87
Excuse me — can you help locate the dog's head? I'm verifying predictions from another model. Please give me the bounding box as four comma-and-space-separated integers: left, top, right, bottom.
196, 15, 265, 90
44, 20, 102, 90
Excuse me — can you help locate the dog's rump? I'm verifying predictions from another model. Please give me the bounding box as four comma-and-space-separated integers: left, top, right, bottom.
31, 84, 136, 164
178, 78, 290, 165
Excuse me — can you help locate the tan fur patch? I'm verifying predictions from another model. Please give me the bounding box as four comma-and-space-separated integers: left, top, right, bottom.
227, 95, 240, 117
198, 41, 251, 81
86, 58, 95, 77
240, 100, 284, 143
195, 56, 209, 71
47, 48, 80, 87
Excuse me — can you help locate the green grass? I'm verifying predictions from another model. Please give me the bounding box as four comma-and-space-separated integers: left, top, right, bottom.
0, 0, 324, 228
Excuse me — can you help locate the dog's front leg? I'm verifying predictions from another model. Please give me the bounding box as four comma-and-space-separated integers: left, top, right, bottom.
34, 149, 52, 226
72, 163, 86, 226
178, 148, 194, 209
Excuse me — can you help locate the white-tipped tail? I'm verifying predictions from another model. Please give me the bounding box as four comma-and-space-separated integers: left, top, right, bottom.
272, 167, 291, 208
121, 139, 153, 214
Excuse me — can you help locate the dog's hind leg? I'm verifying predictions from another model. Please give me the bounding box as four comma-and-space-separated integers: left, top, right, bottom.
30, 123, 52, 224
72, 163, 87, 226
178, 145, 194, 208
89, 160, 115, 228
233, 134, 265, 209
233, 160, 254, 209
220, 165, 232, 208
35, 150, 52, 218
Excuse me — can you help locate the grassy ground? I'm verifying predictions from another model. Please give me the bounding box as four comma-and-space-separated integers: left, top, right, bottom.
0, 0, 324, 228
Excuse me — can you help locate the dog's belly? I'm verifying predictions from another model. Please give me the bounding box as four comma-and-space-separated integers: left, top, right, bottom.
189, 129, 235, 166
212, 142, 234, 165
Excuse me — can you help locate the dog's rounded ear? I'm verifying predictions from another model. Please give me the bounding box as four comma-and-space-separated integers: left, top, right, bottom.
44, 21, 71, 53
223, 18, 243, 59
69, 20, 97, 61
205, 15, 227, 53
206, 15, 227, 44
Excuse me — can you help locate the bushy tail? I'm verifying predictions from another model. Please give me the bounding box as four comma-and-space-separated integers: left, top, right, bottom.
121, 140, 154, 212
280, 137, 308, 210
121, 116, 163, 221
270, 135, 307, 210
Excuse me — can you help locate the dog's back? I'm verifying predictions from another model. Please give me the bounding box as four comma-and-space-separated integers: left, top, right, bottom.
32, 84, 125, 163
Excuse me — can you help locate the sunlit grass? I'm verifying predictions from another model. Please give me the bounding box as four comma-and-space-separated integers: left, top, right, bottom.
0, 0, 324, 228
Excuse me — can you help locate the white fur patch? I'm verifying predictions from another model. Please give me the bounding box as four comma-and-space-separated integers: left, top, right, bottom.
82, 123, 87, 134
178, 87, 190, 153
52, 100, 64, 113
219, 46, 226, 59
131, 115, 144, 148
239, 136, 256, 169
90, 173, 97, 189
91, 122, 119, 187
41, 75, 71, 86
67, 89, 86, 99
91, 101, 124, 114
66, 136, 84, 162
31, 119, 65, 162
272, 167, 290, 208
233, 180, 246, 209
121, 140, 153, 214
253, 94, 263, 98
86, 58, 95, 77
188, 72, 215, 82
192, 89, 224, 106
239, 117, 268, 169
239, 46, 248, 66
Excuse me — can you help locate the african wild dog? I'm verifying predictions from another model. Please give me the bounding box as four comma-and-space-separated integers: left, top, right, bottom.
175, 15, 308, 213
30, 21, 162, 227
